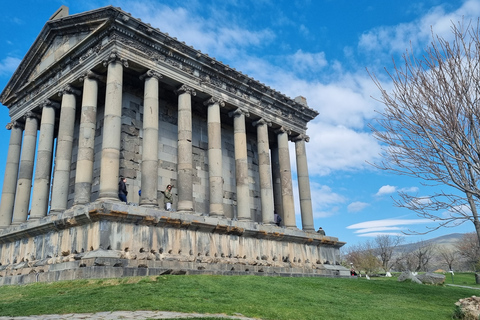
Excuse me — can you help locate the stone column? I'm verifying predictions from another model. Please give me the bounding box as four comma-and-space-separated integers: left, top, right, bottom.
229, 108, 250, 221
293, 134, 315, 232
140, 70, 161, 207
276, 127, 296, 228
12, 112, 38, 224
175, 85, 196, 212
50, 85, 80, 213
271, 146, 283, 221
253, 118, 275, 225
30, 101, 57, 219
74, 71, 102, 205
0, 122, 23, 228
99, 52, 127, 200
205, 97, 224, 217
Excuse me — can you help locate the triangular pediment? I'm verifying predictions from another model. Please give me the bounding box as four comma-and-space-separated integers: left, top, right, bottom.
28, 32, 91, 82
0, 6, 115, 105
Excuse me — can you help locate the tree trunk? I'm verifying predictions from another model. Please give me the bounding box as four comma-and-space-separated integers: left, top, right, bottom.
475, 273, 480, 285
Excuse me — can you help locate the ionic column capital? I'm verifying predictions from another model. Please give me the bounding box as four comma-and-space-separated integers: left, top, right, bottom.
24, 111, 39, 121
292, 134, 310, 143
252, 118, 271, 127
275, 126, 291, 135
79, 70, 105, 83
175, 84, 196, 96
58, 85, 81, 97
40, 99, 60, 110
102, 50, 129, 68
229, 108, 249, 118
5, 121, 23, 130
203, 97, 225, 107
140, 70, 163, 81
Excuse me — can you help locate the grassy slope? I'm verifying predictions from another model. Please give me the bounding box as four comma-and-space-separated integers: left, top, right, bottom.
0, 274, 478, 320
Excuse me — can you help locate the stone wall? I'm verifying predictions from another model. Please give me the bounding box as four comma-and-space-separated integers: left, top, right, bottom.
0, 201, 347, 285
65, 87, 263, 219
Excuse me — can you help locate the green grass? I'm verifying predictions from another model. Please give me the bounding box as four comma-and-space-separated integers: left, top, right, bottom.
0, 274, 478, 320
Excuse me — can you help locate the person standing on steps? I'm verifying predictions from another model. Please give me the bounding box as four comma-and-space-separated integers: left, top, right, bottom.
118, 177, 128, 204
164, 184, 173, 211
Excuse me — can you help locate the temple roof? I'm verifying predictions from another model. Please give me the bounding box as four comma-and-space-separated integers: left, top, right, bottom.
1, 6, 318, 131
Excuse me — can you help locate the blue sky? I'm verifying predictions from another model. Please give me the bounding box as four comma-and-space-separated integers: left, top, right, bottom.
0, 0, 477, 247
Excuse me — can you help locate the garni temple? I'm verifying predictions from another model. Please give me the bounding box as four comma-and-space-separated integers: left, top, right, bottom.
0, 6, 347, 285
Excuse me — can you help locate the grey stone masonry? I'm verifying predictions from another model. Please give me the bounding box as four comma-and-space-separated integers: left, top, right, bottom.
50, 85, 80, 213
206, 97, 225, 217
176, 85, 195, 212
30, 102, 56, 219
294, 135, 315, 232
0, 122, 23, 228
230, 109, 251, 221
12, 113, 38, 225
99, 53, 126, 200
276, 127, 296, 229
253, 118, 275, 225
74, 71, 101, 205
140, 70, 161, 207
0, 5, 346, 282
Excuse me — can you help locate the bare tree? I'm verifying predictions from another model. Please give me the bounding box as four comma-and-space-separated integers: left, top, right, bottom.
374, 235, 404, 272
369, 20, 480, 244
456, 232, 480, 271
345, 240, 381, 275
411, 241, 437, 272
438, 247, 458, 271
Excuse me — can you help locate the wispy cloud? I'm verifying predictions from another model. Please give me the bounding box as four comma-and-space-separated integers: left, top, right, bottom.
0, 57, 20, 76
347, 218, 431, 237
348, 201, 370, 213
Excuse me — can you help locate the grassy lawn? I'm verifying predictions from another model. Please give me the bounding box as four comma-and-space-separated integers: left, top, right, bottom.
0, 274, 478, 320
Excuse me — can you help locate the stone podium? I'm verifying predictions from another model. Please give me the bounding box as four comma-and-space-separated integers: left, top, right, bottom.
0, 6, 347, 285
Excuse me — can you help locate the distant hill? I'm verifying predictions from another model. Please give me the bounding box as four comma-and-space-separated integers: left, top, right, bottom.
395, 233, 465, 253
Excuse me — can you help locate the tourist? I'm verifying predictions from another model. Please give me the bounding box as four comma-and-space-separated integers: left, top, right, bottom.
317, 227, 325, 236
274, 211, 282, 226
118, 177, 128, 203
164, 184, 173, 211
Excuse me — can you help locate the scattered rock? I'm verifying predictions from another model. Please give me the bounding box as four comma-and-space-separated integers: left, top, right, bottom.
455, 296, 480, 319
417, 272, 445, 285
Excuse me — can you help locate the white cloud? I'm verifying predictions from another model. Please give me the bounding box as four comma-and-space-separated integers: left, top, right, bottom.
293, 180, 346, 219
288, 50, 327, 73
359, 0, 480, 59
347, 201, 369, 213
347, 219, 432, 230
399, 186, 419, 193
357, 232, 404, 237
354, 226, 403, 233
0, 57, 20, 76
376, 185, 397, 196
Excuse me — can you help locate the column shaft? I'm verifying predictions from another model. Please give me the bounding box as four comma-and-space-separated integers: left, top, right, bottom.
176, 86, 195, 211
254, 119, 274, 225
140, 72, 160, 207
277, 129, 296, 228
295, 136, 315, 231
271, 146, 283, 221
50, 88, 78, 212
30, 105, 56, 219
12, 114, 38, 224
0, 123, 23, 227
74, 74, 99, 205
231, 109, 250, 221
207, 98, 224, 216
99, 60, 123, 200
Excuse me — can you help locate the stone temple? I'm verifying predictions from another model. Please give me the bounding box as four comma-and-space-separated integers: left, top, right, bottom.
0, 6, 347, 285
